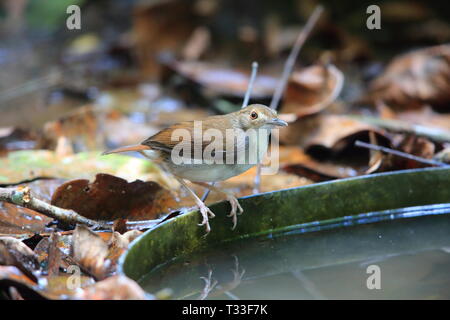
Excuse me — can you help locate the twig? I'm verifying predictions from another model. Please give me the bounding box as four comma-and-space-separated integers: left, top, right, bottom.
242, 61, 259, 108
254, 5, 323, 194
202, 62, 259, 202
355, 140, 449, 167
351, 115, 450, 143
269, 5, 324, 110
0, 186, 107, 228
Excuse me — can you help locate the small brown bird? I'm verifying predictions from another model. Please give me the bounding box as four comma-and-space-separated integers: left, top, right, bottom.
103, 104, 287, 234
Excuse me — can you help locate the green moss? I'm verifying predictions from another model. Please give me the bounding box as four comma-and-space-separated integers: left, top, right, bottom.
120, 167, 450, 281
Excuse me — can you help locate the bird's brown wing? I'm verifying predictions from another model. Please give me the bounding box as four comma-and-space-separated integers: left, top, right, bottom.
141, 116, 245, 162
141, 121, 198, 153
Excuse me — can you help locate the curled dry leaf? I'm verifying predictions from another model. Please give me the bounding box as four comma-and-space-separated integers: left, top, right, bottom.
51, 173, 177, 221
0, 266, 46, 300
385, 135, 437, 170
106, 231, 130, 267
165, 60, 278, 99
278, 116, 391, 179
397, 135, 436, 160
0, 237, 41, 282
47, 232, 62, 277
0, 266, 93, 300
280, 63, 344, 118
33, 234, 72, 272
70, 225, 138, 280
75, 275, 148, 300
280, 114, 388, 152
367, 44, 450, 110
71, 225, 110, 280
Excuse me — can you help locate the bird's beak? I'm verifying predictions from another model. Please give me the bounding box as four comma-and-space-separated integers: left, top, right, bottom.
267, 118, 288, 127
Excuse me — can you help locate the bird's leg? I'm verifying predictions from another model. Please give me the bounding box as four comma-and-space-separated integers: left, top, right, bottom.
175, 177, 215, 234
192, 182, 244, 230
198, 268, 218, 300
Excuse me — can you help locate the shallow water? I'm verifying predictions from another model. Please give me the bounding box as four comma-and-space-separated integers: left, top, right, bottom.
140, 213, 450, 299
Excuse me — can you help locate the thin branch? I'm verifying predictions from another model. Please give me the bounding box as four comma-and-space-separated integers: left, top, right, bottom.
253, 5, 323, 194
0, 186, 107, 228
242, 61, 259, 108
202, 62, 259, 202
269, 5, 324, 110
355, 140, 449, 167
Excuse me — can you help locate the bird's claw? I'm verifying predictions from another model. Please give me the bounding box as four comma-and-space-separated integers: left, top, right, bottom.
198, 204, 215, 235
226, 195, 244, 230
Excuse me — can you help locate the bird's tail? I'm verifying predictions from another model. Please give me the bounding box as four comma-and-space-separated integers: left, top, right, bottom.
102, 144, 151, 155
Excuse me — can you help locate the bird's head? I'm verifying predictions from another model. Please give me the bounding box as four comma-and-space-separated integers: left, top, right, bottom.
237, 104, 288, 130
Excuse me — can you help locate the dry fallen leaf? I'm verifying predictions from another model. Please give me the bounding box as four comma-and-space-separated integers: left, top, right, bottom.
47, 232, 62, 277
51, 173, 177, 221
0, 203, 51, 236
280, 64, 344, 117
0, 266, 44, 300
279, 114, 388, 152
165, 60, 278, 99
0, 237, 41, 282
75, 275, 148, 300
106, 231, 130, 267
366, 44, 450, 110
386, 134, 437, 170
70, 225, 110, 280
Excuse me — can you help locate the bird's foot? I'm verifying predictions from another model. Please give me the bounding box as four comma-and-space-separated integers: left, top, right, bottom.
198, 203, 215, 235
226, 194, 244, 230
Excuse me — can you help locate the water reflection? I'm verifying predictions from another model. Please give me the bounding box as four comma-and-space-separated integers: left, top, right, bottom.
197, 255, 246, 300
140, 213, 450, 299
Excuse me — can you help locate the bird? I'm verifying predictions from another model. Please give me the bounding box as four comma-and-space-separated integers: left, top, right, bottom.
103, 104, 288, 234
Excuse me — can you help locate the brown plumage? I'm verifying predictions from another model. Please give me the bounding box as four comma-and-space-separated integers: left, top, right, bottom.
103, 104, 287, 234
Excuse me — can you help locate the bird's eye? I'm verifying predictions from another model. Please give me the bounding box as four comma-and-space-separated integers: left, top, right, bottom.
250, 111, 258, 120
